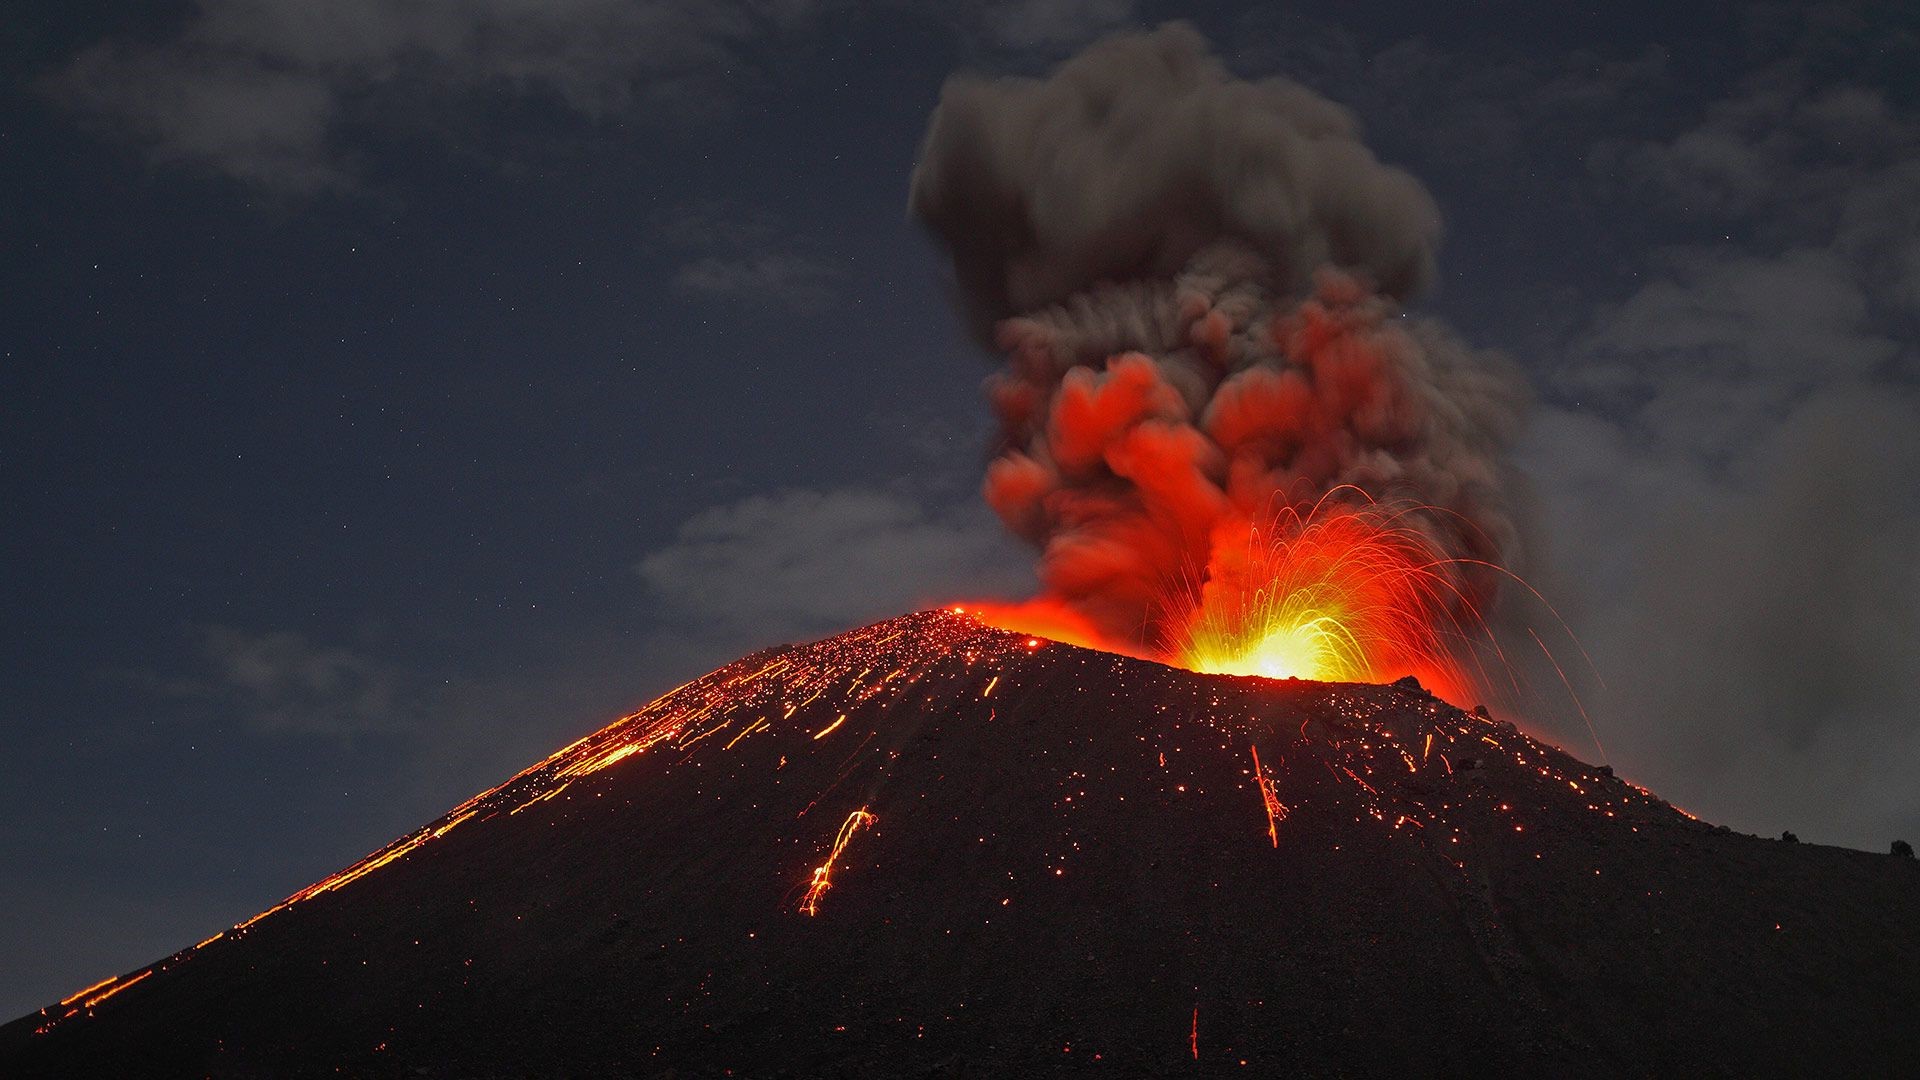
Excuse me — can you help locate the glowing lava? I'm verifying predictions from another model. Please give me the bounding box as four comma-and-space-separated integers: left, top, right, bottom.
964, 492, 1487, 701
1174, 497, 1474, 694
799, 808, 877, 916
946, 601, 1150, 660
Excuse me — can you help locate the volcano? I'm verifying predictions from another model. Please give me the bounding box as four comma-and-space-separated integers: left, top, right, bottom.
5, 610, 1916, 1077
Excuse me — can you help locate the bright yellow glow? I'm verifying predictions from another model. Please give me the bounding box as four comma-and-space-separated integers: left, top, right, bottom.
1185, 593, 1366, 682
1172, 496, 1464, 689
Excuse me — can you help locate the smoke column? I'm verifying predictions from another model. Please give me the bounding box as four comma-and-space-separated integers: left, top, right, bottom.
910, 23, 1528, 666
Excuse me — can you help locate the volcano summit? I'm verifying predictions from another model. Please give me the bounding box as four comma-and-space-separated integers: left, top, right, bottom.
5, 610, 1916, 1077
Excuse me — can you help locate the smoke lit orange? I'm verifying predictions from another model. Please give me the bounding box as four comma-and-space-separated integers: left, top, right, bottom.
964, 491, 1487, 703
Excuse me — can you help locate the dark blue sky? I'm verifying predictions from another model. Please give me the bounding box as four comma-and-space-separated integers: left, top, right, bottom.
5, 0, 1916, 1019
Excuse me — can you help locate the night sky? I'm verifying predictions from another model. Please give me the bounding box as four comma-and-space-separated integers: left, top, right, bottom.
5, 0, 1916, 1020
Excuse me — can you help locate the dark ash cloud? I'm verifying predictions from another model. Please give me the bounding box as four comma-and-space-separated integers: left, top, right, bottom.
908, 23, 1527, 658
910, 22, 1442, 338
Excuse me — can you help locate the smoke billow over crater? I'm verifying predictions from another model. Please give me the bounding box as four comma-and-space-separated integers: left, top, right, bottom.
910, 23, 1529, 657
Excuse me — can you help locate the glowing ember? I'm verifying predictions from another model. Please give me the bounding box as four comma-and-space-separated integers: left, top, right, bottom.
1249, 745, 1288, 847
1174, 495, 1475, 693
800, 808, 877, 916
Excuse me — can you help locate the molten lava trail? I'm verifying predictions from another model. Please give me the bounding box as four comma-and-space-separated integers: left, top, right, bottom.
800, 809, 876, 916
1250, 744, 1287, 847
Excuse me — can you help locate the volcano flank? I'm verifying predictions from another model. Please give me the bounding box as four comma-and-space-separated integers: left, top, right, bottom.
5, 610, 1916, 1076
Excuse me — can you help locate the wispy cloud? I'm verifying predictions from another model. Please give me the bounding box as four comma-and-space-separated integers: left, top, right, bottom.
160, 626, 420, 738
657, 199, 842, 311
636, 485, 1031, 640
46, 0, 831, 192
671, 252, 839, 311
1520, 41, 1920, 849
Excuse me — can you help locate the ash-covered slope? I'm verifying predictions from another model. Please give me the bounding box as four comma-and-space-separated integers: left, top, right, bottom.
5, 610, 1916, 1077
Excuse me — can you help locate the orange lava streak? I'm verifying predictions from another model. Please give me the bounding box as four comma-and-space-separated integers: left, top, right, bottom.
78, 970, 150, 1011
723, 717, 770, 750
58, 975, 117, 1008
1249, 745, 1288, 847
799, 808, 877, 916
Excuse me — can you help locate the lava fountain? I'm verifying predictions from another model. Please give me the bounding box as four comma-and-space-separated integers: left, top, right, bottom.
1174, 495, 1474, 689
964, 490, 1489, 703
911, 26, 1533, 708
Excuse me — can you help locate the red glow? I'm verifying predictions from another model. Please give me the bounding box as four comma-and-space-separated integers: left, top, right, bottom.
1172, 494, 1482, 702
959, 490, 1489, 704
953, 599, 1150, 659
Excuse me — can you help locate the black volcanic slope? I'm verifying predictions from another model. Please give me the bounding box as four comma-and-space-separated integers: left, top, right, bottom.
6, 611, 1917, 1077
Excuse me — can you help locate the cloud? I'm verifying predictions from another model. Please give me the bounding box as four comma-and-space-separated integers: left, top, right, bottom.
655, 199, 842, 311
1579, 248, 1890, 377
974, 0, 1136, 49
653, 200, 784, 253
47, 0, 1145, 193
1558, 58, 1917, 463
1519, 34, 1920, 849
1590, 61, 1920, 320
1524, 388, 1920, 848
47, 0, 828, 192
1229, 16, 1670, 179
636, 486, 1032, 641
1599, 70, 1911, 220
1565, 246, 1899, 462
141, 487, 1027, 749
670, 251, 839, 311
167, 626, 419, 737
57, 44, 348, 193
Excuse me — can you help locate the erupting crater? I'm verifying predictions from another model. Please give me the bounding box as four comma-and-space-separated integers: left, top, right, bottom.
967, 492, 1501, 706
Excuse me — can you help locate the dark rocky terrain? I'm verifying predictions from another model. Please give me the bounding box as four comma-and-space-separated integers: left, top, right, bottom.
5, 609, 1916, 1077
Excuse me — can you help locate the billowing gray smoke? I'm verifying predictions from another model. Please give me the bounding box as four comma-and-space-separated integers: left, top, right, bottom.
911, 22, 1446, 334
910, 23, 1529, 650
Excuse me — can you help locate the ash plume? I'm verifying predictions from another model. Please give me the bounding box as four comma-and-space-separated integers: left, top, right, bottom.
909, 23, 1528, 651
